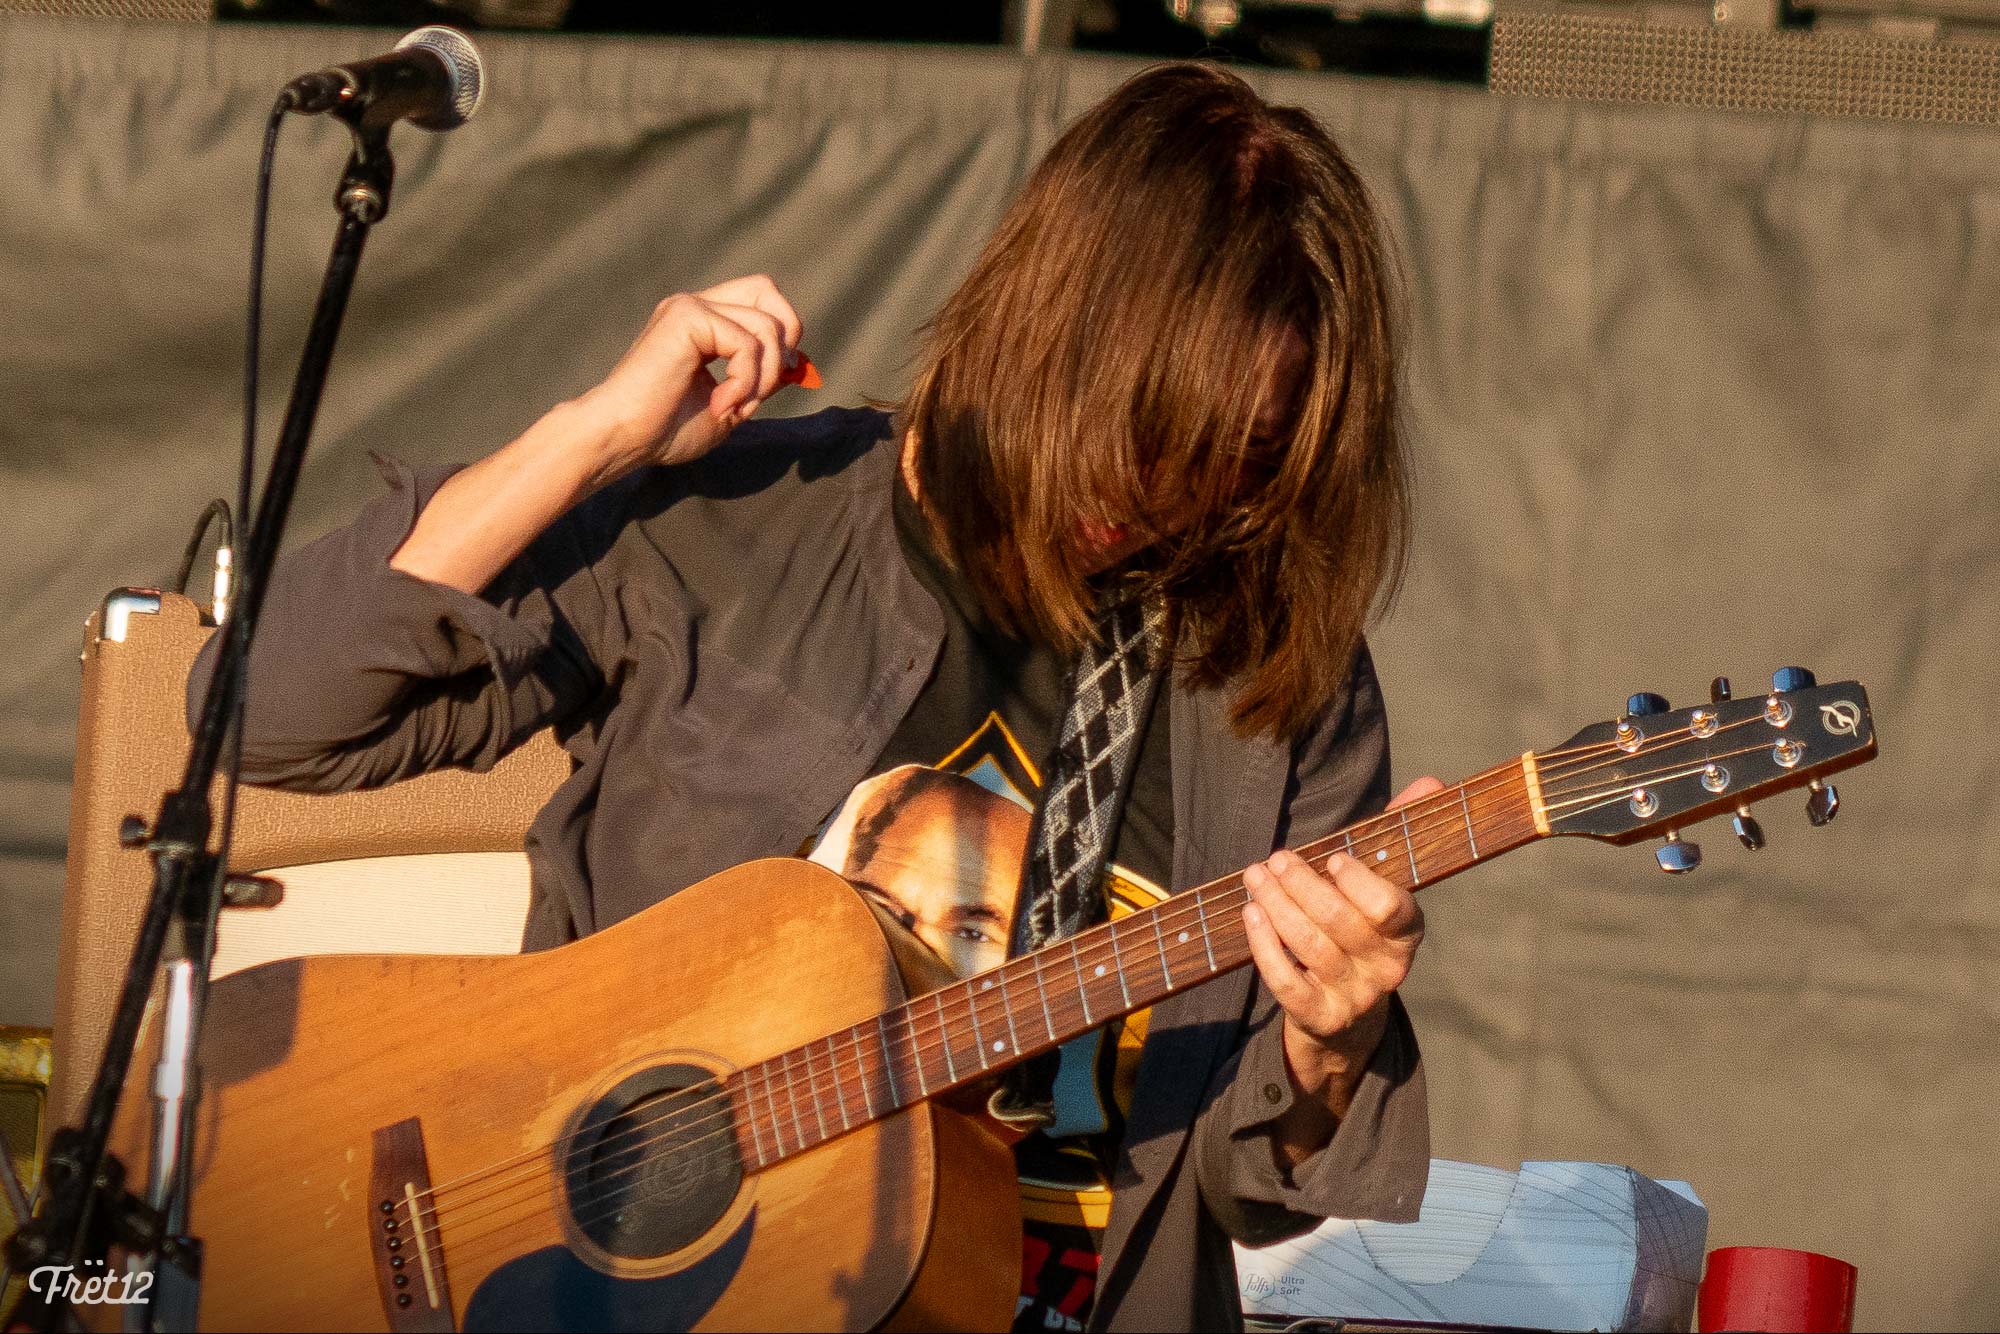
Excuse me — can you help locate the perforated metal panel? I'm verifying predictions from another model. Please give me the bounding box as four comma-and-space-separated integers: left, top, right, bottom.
0, 0, 206, 16
1490, 6, 2000, 124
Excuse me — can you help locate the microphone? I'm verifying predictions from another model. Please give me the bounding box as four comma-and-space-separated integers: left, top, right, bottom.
281, 26, 485, 132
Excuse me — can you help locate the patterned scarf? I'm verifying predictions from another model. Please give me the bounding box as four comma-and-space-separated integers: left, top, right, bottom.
992, 594, 1167, 1127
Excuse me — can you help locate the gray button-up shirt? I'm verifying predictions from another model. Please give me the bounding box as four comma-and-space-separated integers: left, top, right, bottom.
193, 405, 1429, 1331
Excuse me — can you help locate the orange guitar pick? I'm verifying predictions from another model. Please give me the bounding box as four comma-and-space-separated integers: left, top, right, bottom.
778, 353, 822, 390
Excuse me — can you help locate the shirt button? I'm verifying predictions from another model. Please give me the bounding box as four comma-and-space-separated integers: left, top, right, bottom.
1263, 1083, 1284, 1105
904, 656, 917, 671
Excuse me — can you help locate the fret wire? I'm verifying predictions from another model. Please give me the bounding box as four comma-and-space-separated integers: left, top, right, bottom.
881, 1013, 906, 1104
1120, 914, 1156, 998
800, 1042, 828, 1143
1149, 910, 1174, 989
1197, 886, 1218, 971
746, 774, 1541, 1146
771, 1057, 794, 1158
854, 1022, 878, 1121
1327, 784, 1527, 881
1028, 953, 1057, 1042
782, 1049, 808, 1150
935, 992, 957, 1083
1136, 920, 1168, 1000
1292, 762, 1539, 870
748, 1065, 773, 1162
826, 1034, 851, 1131
992, 967, 1020, 1058
903, 1010, 927, 1099
1069, 939, 1095, 1023
963, 979, 990, 1069
743, 1070, 769, 1168
1107, 918, 1133, 1008
1398, 805, 1421, 885
741, 1080, 770, 1171
1459, 784, 1480, 856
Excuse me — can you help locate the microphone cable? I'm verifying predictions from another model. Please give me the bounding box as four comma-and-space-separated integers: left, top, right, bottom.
150, 90, 294, 1232
214, 95, 292, 904
206, 93, 294, 994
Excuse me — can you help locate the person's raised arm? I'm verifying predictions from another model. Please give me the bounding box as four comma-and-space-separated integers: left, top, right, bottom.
190, 275, 804, 789
390, 274, 804, 593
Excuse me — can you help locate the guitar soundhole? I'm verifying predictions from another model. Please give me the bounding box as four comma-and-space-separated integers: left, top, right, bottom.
562, 1062, 742, 1260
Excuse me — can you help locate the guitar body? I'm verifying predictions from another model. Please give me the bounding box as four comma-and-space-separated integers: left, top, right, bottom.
107, 859, 1021, 1332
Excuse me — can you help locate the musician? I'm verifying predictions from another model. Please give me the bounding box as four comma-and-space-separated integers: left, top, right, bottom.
198, 61, 1435, 1332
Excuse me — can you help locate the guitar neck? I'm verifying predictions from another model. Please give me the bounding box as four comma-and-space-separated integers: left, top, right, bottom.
730, 757, 1546, 1169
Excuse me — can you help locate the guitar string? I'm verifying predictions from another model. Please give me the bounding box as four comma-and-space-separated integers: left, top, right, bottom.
417, 724, 1790, 1272
377, 785, 1552, 1265
343, 756, 1547, 1210
377, 728, 1757, 1262
378, 755, 1548, 1202
367, 715, 1784, 1257
390, 730, 1823, 1277
350, 770, 1551, 1257
1538, 740, 1797, 817
224, 715, 1690, 1131
231, 724, 1667, 1132
377, 717, 1760, 1249
462, 709, 1798, 1231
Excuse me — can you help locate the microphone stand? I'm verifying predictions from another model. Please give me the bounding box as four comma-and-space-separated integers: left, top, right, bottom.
3, 119, 397, 1334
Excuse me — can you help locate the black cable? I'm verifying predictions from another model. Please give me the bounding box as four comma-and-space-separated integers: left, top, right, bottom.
169, 497, 233, 598
217, 97, 288, 834
243, 99, 284, 544
221, 96, 287, 797
155, 91, 295, 1253
203, 95, 292, 991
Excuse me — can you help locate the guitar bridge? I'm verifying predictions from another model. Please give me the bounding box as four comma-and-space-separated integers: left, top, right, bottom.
369, 1117, 456, 1332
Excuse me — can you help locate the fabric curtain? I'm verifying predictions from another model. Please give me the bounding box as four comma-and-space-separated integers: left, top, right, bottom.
2, 15, 1995, 1329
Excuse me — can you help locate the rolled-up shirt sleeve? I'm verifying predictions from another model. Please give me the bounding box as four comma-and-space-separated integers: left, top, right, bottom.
1191, 987, 1429, 1245
185, 453, 608, 791
1188, 638, 1430, 1245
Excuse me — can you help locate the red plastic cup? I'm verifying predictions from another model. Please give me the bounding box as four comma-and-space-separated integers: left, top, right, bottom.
1698, 1246, 1857, 1332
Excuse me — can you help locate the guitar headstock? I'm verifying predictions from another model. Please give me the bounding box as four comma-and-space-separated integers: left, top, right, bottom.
1533, 668, 1876, 872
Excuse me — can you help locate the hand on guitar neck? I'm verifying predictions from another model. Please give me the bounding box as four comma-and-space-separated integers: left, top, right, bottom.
1243, 774, 1442, 1171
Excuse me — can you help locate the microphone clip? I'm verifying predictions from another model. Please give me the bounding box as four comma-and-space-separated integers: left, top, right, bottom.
334, 124, 396, 225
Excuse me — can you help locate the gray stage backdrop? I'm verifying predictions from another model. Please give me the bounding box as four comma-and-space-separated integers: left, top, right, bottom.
2, 13, 1996, 1330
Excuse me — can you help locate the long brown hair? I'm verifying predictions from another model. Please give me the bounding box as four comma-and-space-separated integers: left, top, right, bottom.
900, 61, 1409, 740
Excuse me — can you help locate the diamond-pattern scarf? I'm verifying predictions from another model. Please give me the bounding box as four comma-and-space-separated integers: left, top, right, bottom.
991, 594, 1167, 1127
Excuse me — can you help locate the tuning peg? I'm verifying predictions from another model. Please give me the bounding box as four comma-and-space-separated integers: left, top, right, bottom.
1655, 830, 1702, 873
117, 813, 150, 848
1806, 779, 1839, 826
1772, 666, 1817, 693
1710, 676, 1732, 703
1626, 692, 1670, 717
1732, 806, 1765, 850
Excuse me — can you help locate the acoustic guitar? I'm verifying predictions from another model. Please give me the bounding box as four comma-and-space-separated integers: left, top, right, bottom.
103, 671, 1876, 1332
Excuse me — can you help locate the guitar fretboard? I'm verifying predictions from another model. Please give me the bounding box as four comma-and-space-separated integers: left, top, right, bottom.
723, 757, 1544, 1170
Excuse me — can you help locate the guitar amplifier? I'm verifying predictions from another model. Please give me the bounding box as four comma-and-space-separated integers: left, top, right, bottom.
0, 1026, 52, 1322
54, 590, 566, 1134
